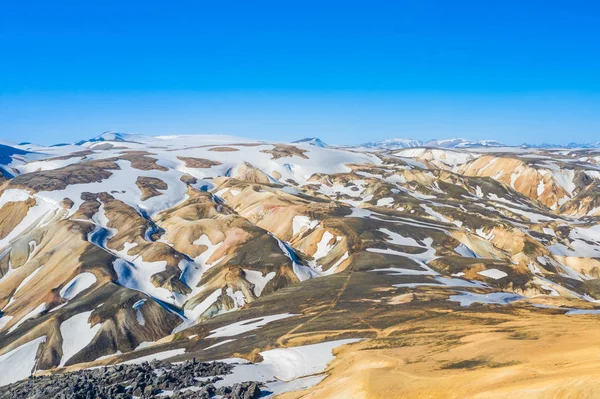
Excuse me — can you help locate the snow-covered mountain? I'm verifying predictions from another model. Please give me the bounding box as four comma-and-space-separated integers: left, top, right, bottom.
292, 137, 328, 147
360, 138, 423, 149
74, 131, 151, 145
1, 132, 600, 396
360, 137, 503, 149
522, 141, 600, 149
424, 138, 504, 148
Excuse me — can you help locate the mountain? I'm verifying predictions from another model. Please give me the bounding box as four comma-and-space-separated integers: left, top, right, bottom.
424, 138, 504, 148
292, 137, 328, 147
360, 138, 423, 149
74, 131, 150, 145
522, 141, 600, 149
1, 133, 600, 397
361, 137, 503, 149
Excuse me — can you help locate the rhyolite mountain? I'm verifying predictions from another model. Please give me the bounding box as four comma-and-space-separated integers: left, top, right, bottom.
1, 133, 600, 397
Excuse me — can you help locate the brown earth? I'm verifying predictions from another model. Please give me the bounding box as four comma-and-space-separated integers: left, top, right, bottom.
280, 311, 600, 399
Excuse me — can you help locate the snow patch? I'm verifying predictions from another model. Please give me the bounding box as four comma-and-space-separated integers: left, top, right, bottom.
0, 336, 47, 387
60, 272, 97, 300
213, 339, 362, 397
477, 269, 508, 280
448, 291, 523, 306
207, 313, 298, 339
243, 270, 276, 297
59, 311, 102, 367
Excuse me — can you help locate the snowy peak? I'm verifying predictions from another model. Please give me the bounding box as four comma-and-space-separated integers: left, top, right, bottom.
75, 131, 146, 145
292, 137, 328, 147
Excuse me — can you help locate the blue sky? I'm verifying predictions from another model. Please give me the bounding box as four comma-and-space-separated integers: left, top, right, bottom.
1, 0, 599, 145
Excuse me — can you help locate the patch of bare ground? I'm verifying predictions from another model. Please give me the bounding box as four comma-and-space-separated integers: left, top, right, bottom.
10, 159, 119, 191
117, 151, 168, 171
136, 176, 168, 200
177, 156, 221, 168
208, 146, 239, 152
261, 144, 308, 160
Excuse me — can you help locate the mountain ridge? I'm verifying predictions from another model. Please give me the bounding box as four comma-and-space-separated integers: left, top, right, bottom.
4, 131, 600, 151
0, 132, 600, 397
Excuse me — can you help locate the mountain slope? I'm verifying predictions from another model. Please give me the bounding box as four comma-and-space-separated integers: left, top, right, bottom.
1, 134, 600, 397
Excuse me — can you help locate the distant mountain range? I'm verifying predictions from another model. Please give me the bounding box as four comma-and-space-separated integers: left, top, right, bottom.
291, 136, 600, 150
6, 132, 600, 151
521, 141, 600, 149
289, 137, 506, 150
357, 138, 504, 149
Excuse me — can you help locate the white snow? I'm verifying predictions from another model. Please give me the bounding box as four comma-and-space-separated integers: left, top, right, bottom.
537, 179, 545, 196
547, 226, 600, 258
132, 299, 147, 326
376, 197, 394, 206
0, 194, 55, 250
112, 258, 175, 305
213, 339, 362, 397
59, 272, 97, 300
565, 309, 600, 315
540, 285, 560, 296
385, 174, 407, 185
225, 288, 246, 310
243, 270, 276, 297
393, 277, 486, 289
183, 289, 222, 322
0, 315, 14, 332
292, 216, 319, 236
454, 244, 479, 258
367, 228, 437, 263
528, 261, 542, 274
475, 186, 484, 198
313, 231, 335, 260
367, 138, 423, 150
448, 291, 523, 306
321, 251, 349, 275
421, 204, 451, 223
206, 313, 298, 339
493, 203, 553, 223
543, 228, 556, 236
477, 269, 508, 280
9, 302, 47, 333
18, 157, 87, 174
0, 336, 47, 387
0, 189, 33, 209
275, 237, 320, 281
59, 311, 102, 367
550, 167, 576, 197
185, 234, 224, 294
203, 339, 236, 351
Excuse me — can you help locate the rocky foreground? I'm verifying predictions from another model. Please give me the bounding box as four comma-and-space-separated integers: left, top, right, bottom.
0, 359, 261, 399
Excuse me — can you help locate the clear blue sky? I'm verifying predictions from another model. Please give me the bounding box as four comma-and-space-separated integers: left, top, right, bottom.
1, 0, 599, 145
